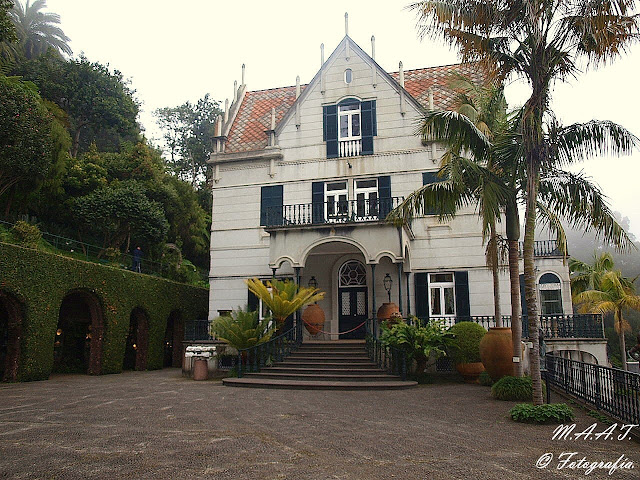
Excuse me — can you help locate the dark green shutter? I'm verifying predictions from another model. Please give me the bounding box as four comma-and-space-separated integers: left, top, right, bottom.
454, 271, 470, 322
312, 181, 324, 224
378, 175, 391, 219
260, 185, 283, 226
361, 100, 376, 155
323, 105, 338, 158
422, 172, 438, 215
415, 273, 430, 321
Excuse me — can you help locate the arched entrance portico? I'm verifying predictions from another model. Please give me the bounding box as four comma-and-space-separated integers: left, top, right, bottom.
54, 290, 104, 375
0, 291, 24, 382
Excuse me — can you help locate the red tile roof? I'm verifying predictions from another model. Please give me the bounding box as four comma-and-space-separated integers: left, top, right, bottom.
224, 63, 483, 154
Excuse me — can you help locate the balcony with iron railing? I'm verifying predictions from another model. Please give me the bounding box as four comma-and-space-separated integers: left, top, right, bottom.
519, 239, 567, 257
263, 197, 404, 228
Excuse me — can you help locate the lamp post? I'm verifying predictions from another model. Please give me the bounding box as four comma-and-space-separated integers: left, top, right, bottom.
383, 273, 392, 303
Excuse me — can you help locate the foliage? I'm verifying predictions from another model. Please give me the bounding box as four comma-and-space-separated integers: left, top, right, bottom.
74, 181, 169, 253
491, 376, 538, 401
15, 52, 140, 156
0, 75, 53, 199
8, 0, 71, 60
448, 321, 486, 364
0, 0, 15, 44
154, 94, 221, 186
210, 308, 274, 351
478, 370, 494, 386
380, 318, 454, 374
245, 278, 324, 328
10, 220, 40, 247
509, 403, 575, 424
0, 241, 208, 381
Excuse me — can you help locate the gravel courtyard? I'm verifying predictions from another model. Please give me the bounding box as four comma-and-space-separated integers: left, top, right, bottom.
0, 369, 637, 479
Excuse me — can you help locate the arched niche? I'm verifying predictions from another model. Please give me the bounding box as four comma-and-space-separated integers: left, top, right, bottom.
0, 290, 24, 382
124, 307, 150, 371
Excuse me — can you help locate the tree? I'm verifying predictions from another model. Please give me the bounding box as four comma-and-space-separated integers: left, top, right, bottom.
16, 53, 140, 156
0, 0, 15, 43
0, 75, 53, 212
412, 0, 639, 405
154, 94, 221, 186
9, 0, 70, 60
572, 256, 640, 370
74, 181, 168, 255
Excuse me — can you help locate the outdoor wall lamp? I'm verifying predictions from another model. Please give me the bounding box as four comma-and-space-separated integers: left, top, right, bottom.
383, 273, 393, 302
308, 276, 318, 288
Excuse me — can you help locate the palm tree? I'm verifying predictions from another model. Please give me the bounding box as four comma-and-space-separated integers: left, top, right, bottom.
10, 0, 71, 60
210, 308, 274, 351
245, 278, 325, 330
412, 0, 639, 405
573, 267, 640, 371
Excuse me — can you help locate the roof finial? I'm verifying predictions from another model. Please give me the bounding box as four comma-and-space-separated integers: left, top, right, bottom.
224, 98, 229, 122
345, 12, 349, 36
321, 43, 325, 66
296, 75, 301, 99
233, 80, 238, 101
241, 63, 245, 86
399, 61, 405, 88
270, 107, 276, 131
371, 35, 376, 60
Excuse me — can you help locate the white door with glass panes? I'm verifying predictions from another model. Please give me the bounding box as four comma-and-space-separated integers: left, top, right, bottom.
325, 181, 348, 222
338, 103, 361, 156
354, 179, 378, 220
429, 273, 456, 326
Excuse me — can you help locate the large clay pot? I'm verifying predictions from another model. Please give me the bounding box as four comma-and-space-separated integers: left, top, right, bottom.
479, 327, 514, 381
377, 302, 400, 321
302, 304, 325, 335
455, 362, 485, 383
192, 358, 208, 381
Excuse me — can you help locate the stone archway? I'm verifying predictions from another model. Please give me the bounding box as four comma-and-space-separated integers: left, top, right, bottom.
124, 307, 149, 371
54, 290, 104, 375
0, 291, 24, 382
164, 310, 184, 368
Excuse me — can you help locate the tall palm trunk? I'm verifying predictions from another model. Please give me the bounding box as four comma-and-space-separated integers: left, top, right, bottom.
617, 309, 628, 371
506, 199, 522, 376
489, 222, 502, 327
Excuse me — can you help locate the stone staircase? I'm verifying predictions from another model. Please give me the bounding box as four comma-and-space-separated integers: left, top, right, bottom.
222, 340, 417, 390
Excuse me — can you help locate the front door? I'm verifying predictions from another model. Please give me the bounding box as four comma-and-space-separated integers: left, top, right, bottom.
338, 287, 367, 339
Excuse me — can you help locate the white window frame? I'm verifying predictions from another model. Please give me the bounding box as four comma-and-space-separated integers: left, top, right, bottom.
538, 273, 563, 315
325, 181, 349, 222
354, 178, 378, 219
428, 273, 456, 318
338, 103, 361, 141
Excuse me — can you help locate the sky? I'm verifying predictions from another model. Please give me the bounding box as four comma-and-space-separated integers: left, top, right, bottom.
45, 0, 640, 239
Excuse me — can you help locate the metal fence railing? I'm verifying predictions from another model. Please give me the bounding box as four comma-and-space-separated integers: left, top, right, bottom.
184, 319, 213, 341
365, 318, 408, 381
545, 355, 640, 425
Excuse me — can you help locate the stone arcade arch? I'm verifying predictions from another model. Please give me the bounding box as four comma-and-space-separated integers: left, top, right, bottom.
0, 291, 24, 382
164, 310, 184, 368
124, 307, 150, 371
54, 290, 104, 375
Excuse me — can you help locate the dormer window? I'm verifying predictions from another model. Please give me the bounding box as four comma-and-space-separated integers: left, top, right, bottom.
323, 98, 376, 159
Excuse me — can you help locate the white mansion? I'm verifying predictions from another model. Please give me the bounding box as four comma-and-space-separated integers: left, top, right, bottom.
207, 31, 606, 364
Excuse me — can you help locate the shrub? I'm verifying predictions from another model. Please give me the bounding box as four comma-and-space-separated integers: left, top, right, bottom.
448, 321, 486, 364
479, 371, 494, 386
509, 403, 575, 424
11, 221, 41, 248
492, 375, 547, 400
210, 308, 274, 351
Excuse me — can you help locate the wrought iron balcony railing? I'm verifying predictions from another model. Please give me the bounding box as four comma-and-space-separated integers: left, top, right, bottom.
518, 239, 567, 257
410, 313, 604, 339
263, 197, 404, 228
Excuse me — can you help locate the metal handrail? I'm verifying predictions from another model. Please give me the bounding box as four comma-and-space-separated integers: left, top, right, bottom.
365, 318, 408, 381
518, 239, 567, 257
263, 197, 404, 227
236, 321, 303, 378
546, 355, 640, 425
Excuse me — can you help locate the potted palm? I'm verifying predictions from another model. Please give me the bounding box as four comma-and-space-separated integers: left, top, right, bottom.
245, 278, 324, 331
210, 308, 275, 356
449, 322, 487, 383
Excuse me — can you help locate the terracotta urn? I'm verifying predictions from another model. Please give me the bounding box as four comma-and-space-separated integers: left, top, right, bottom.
377, 302, 400, 321
455, 362, 485, 383
479, 327, 514, 381
302, 304, 325, 335
192, 358, 208, 381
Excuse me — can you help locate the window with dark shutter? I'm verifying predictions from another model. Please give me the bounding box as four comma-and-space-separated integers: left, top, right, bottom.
422, 171, 438, 215
323, 100, 376, 158
260, 185, 283, 226
415, 273, 430, 321
312, 181, 325, 224
323, 105, 338, 158
454, 271, 470, 322
377, 175, 391, 219
361, 100, 376, 155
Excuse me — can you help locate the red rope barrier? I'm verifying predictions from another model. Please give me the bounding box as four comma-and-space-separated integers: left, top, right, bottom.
302, 319, 367, 336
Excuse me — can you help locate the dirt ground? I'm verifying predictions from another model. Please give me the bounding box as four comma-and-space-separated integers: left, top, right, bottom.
0, 369, 637, 479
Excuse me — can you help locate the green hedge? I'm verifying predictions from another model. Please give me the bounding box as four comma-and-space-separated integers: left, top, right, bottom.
0, 242, 208, 381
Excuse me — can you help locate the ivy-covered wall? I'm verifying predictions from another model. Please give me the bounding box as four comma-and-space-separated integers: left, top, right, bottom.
0, 242, 208, 381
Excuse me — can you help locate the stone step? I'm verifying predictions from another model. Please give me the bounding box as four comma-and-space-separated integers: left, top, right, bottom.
286, 354, 371, 361
266, 366, 387, 375
222, 377, 418, 390
295, 346, 367, 353
243, 372, 399, 381
275, 361, 380, 369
